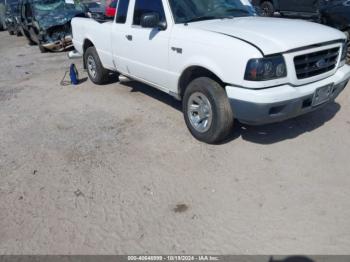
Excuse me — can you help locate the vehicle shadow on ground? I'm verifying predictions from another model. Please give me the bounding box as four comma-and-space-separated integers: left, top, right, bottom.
224, 102, 341, 145
124, 80, 182, 111
118, 80, 341, 145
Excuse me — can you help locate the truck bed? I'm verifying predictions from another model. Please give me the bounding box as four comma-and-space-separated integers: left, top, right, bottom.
72, 17, 114, 69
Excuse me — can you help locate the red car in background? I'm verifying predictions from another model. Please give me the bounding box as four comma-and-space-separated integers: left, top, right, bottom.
105, 0, 117, 17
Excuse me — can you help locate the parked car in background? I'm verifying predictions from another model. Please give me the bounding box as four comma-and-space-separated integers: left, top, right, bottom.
19, 0, 85, 52
72, 0, 350, 143
105, 0, 116, 18
0, 0, 7, 30
5, 0, 22, 35
82, 0, 102, 13
252, 0, 316, 17
252, 0, 350, 61
81, 0, 107, 21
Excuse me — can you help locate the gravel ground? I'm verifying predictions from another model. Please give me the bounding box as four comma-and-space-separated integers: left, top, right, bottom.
0, 31, 350, 255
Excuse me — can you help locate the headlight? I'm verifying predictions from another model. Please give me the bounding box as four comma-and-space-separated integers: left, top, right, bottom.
244, 55, 287, 81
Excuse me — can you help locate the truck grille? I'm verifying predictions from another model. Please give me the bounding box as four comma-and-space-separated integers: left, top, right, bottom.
294, 47, 340, 79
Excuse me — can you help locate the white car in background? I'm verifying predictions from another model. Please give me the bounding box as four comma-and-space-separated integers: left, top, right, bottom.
71, 0, 350, 143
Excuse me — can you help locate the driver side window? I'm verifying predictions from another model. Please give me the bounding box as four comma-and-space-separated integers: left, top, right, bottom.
133, 0, 165, 25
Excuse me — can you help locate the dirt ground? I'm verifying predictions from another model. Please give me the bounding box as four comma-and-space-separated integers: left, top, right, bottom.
0, 31, 350, 255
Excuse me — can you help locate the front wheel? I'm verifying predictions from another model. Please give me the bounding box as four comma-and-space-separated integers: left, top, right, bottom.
260, 1, 274, 17
183, 77, 234, 144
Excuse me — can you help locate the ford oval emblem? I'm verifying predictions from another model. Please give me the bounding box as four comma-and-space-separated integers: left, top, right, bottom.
316, 59, 327, 68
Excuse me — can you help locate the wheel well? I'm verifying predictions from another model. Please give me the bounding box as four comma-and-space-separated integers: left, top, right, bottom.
260, 0, 274, 6
83, 39, 94, 53
260, 0, 273, 6
82, 39, 94, 68
178, 66, 224, 99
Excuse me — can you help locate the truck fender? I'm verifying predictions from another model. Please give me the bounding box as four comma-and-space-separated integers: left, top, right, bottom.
177, 58, 226, 97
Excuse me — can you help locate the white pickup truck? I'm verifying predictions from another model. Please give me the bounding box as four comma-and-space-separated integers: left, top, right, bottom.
71, 0, 350, 143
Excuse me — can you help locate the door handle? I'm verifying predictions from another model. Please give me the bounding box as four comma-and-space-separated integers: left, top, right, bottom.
125, 34, 132, 41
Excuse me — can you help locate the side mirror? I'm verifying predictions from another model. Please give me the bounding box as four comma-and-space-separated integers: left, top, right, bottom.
140, 12, 166, 30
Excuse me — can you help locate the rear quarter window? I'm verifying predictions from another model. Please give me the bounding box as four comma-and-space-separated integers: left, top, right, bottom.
116, 0, 128, 23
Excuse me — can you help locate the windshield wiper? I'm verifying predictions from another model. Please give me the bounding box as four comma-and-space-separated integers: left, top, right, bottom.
184, 16, 220, 23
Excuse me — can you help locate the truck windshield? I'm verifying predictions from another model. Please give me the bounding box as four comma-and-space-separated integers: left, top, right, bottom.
168, 0, 256, 23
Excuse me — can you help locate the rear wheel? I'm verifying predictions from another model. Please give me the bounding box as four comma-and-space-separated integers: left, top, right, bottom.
183, 77, 234, 144
9, 30, 14, 35
84, 46, 110, 85
260, 1, 274, 17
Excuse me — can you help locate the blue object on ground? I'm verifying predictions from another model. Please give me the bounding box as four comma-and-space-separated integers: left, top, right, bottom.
69, 64, 79, 85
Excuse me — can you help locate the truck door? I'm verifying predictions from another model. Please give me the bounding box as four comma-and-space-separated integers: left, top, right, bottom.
120, 0, 172, 89
111, 0, 131, 74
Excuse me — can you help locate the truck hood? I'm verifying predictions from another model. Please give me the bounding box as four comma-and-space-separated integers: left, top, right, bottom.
190, 17, 346, 55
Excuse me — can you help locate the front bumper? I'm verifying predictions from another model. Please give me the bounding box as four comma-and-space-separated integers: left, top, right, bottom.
226, 65, 350, 125
41, 35, 73, 52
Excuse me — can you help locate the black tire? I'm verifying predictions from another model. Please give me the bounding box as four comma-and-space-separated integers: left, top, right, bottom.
9, 30, 14, 35
84, 46, 110, 85
183, 77, 234, 144
260, 1, 274, 17
16, 30, 22, 37
1, 21, 6, 31
27, 38, 36, 46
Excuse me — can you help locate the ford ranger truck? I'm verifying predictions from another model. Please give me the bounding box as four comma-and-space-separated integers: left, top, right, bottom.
71, 0, 350, 144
